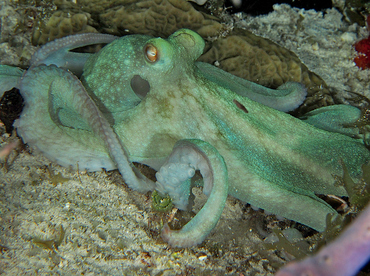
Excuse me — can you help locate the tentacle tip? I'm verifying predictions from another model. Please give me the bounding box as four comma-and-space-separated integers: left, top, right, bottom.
160, 223, 171, 240
160, 223, 180, 247
160, 223, 203, 248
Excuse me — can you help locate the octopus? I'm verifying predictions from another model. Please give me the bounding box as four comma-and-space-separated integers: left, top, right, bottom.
0, 29, 369, 248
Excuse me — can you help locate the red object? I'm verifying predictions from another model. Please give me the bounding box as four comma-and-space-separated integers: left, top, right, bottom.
353, 15, 370, 70
354, 38, 370, 69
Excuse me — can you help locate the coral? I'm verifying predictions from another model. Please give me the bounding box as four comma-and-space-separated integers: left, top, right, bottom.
353, 14, 370, 69
99, 0, 224, 38
354, 37, 370, 69
32, 11, 98, 45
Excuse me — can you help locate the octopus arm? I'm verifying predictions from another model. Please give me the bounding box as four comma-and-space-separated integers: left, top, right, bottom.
196, 61, 307, 112
30, 33, 118, 76
0, 65, 24, 96
300, 104, 364, 138
16, 65, 155, 192
158, 139, 229, 247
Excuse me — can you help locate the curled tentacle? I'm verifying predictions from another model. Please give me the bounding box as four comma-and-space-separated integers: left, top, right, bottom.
197, 61, 307, 112
17, 65, 155, 192
157, 139, 228, 247
30, 33, 118, 76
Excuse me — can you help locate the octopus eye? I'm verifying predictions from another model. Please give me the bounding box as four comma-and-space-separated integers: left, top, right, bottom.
144, 44, 158, 62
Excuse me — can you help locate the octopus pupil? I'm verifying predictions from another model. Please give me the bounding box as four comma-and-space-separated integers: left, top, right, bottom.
145, 44, 158, 62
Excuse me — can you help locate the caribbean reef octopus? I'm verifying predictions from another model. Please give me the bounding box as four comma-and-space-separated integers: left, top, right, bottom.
0, 29, 369, 247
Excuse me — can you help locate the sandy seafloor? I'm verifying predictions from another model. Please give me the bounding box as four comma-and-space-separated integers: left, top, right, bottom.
0, 0, 370, 275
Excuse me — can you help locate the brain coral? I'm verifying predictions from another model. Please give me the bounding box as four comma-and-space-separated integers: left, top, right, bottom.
99, 0, 224, 38
33, 11, 98, 45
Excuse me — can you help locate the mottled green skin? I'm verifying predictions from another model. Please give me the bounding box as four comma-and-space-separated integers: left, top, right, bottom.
78, 30, 369, 231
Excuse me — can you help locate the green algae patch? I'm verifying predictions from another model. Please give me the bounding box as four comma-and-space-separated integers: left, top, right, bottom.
152, 190, 173, 213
